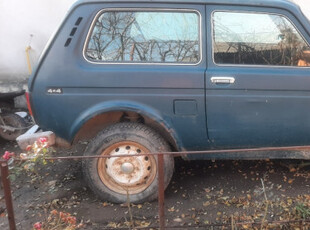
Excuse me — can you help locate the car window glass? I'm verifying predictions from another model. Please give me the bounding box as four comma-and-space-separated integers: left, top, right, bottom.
85, 11, 200, 63
213, 11, 310, 66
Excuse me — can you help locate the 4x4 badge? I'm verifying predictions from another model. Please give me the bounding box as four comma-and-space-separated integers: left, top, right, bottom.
46, 88, 63, 94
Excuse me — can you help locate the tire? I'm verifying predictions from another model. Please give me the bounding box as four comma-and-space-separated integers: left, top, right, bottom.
0, 114, 27, 141
82, 122, 174, 203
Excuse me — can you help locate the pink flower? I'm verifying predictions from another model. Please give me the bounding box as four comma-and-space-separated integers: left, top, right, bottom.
39, 137, 48, 143
26, 145, 32, 151
33, 222, 42, 230
2, 151, 15, 160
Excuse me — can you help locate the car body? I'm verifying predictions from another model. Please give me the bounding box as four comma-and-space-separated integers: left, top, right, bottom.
28, 0, 310, 202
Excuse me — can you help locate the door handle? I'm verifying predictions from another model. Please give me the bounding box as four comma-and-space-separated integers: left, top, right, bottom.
211, 77, 235, 84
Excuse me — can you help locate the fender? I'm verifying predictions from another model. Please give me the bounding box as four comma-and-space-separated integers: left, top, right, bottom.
69, 100, 183, 150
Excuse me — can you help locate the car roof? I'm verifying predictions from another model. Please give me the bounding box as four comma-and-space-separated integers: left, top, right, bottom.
72, 0, 302, 17
74, 0, 298, 9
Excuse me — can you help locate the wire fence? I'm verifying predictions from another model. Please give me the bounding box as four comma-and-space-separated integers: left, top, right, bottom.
2, 146, 310, 229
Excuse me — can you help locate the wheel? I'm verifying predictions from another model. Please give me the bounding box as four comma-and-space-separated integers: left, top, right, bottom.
0, 114, 27, 141
82, 122, 174, 203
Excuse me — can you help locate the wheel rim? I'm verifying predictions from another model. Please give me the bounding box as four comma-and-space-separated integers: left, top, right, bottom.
97, 141, 157, 195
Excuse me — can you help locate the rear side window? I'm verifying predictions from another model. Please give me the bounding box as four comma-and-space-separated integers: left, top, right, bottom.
213, 11, 310, 67
85, 10, 200, 64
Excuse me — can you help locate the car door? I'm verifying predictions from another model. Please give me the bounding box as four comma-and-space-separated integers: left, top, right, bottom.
205, 5, 310, 149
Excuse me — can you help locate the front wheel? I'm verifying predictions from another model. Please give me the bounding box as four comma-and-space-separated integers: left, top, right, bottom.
82, 122, 174, 203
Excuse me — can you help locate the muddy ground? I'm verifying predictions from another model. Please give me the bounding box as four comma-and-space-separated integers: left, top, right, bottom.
0, 138, 310, 229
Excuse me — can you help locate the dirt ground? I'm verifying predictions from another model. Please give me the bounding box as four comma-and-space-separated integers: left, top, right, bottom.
1, 138, 310, 230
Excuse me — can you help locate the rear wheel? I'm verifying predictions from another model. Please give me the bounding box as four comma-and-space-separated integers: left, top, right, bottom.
83, 122, 174, 203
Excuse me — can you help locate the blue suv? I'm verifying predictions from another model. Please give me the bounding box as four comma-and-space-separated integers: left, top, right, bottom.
28, 0, 310, 203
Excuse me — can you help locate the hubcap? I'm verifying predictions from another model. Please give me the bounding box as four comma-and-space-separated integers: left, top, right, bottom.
121, 162, 134, 174
97, 141, 157, 195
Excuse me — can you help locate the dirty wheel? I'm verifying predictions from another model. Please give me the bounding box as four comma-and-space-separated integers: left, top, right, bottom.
83, 122, 174, 203
0, 114, 27, 141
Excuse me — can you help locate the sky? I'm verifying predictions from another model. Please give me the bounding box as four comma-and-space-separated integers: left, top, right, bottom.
294, 0, 310, 19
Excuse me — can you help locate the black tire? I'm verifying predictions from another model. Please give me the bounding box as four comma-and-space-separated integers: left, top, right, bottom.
0, 114, 27, 141
82, 122, 174, 203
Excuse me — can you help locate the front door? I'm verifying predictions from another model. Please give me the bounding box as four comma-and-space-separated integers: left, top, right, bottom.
205, 6, 310, 149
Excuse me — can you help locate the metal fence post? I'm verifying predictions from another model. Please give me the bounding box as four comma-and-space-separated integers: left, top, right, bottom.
158, 153, 165, 230
1, 161, 16, 230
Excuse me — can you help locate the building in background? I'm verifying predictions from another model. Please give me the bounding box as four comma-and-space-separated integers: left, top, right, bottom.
0, 0, 76, 93
0, 0, 309, 93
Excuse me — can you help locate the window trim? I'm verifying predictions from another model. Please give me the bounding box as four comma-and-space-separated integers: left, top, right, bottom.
83, 8, 202, 66
211, 10, 310, 68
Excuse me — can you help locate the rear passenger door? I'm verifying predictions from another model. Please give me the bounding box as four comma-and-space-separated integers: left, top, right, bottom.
205, 6, 310, 148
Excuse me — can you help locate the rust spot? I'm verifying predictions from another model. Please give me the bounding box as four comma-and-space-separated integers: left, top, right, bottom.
74, 111, 123, 143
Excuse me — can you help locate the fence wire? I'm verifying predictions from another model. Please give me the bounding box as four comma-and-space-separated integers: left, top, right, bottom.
2, 146, 310, 229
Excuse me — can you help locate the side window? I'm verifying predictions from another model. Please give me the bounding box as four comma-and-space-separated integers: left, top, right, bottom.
85, 10, 200, 64
213, 11, 310, 66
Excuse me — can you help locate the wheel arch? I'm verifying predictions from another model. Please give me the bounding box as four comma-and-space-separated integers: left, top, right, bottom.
70, 101, 182, 151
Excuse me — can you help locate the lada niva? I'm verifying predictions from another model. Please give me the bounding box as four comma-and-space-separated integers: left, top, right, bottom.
27, 0, 310, 203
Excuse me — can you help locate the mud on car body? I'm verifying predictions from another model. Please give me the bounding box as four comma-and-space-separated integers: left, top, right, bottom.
27, 0, 310, 203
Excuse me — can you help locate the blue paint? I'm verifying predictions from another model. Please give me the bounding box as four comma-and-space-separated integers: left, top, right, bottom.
29, 0, 310, 160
